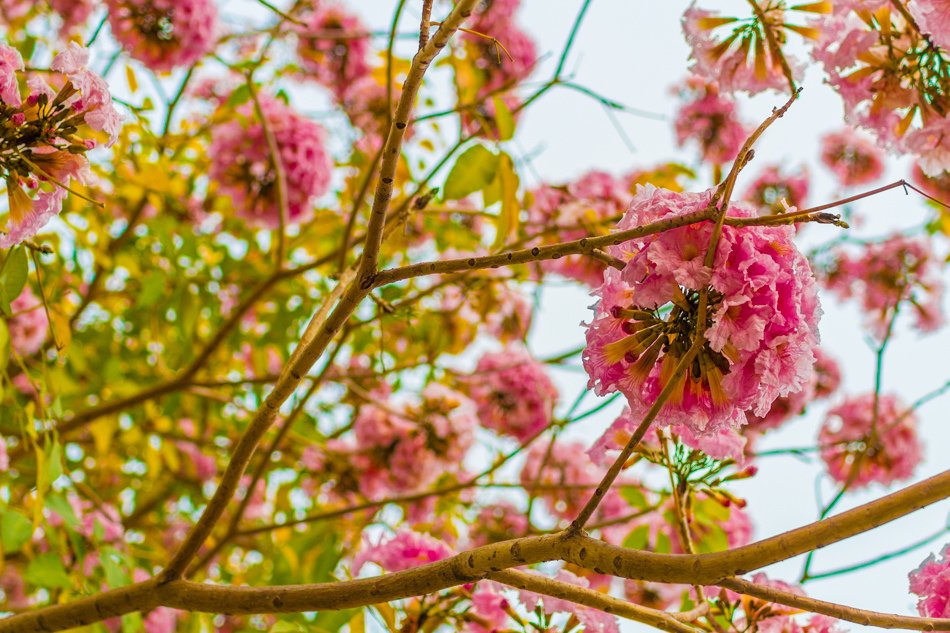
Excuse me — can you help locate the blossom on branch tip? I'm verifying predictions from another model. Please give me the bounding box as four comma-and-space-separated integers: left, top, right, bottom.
209, 93, 331, 228
819, 129, 885, 187
296, 4, 371, 100
351, 528, 452, 575
583, 185, 821, 457
465, 346, 557, 442
909, 543, 950, 617
819, 393, 922, 488
673, 79, 750, 165
106, 0, 218, 72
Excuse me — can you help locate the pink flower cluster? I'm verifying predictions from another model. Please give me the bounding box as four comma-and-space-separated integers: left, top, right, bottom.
209, 93, 331, 228
106, 0, 218, 72
810, 5, 950, 175
306, 384, 475, 499
1, 43, 122, 248
465, 346, 558, 442
819, 129, 885, 187
526, 170, 632, 286
719, 573, 843, 633
911, 1, 950, 50
467, 582, 512, 633
7, 286, 49, 357
819, 393, 922, 488
49, 0, 96, 34
682, 6, 803, 95
909, 543, 950, 617
743, 164, 810, 216
583, 185, 821, 459
297, 4, 371, 100
468, 502, 529, 547
745, 348, 841, 437
351, 528, 452, 575
673, 79, 750, 165
520, 439, 597, 521
459, 0, 536, 138
821, 234, 944, 338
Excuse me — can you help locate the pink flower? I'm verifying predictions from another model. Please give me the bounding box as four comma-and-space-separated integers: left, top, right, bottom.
50, 42, 124, 146
819, 129, 885, 187
910, 0, 950, 51
131, 571, 180, 632
682, 6, 803, 95
819, 393, 922, 488
909, 543, 950, 617
526, 171, 631, 286
583, 185, 821, 452
106, 0, 218, 72
0, 44, 23, 106
745, 348, 841, 435
673, 79, 750, 165
470, 0, 522, 34
297, 5, 371, 99
50, 0, 96, 34
468, 502, 529, 547
821, 234, 944, 338
351, 529, 452, 574
467, 583, 512, 633
210, 93, 332, 227
7, 286, 49, 357
520, 440, 601, 521
743, 165, 810, 216
0, 436, 8, 471
466, 346, 558, 442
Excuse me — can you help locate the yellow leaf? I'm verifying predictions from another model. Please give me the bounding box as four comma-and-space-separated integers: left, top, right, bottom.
491, 153, 520, 251
90, 417, 116, 456
349, 610, 365, 633
50, 310, 71, 352
125, 64, 138, 93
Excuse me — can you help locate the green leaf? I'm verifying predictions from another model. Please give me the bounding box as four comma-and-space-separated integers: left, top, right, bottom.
619, 485, 647, 509
622, 524, 650, 550
655, 531, 672, 554
25, 553, 72, 589
492, 96, 516, 141
269, 622, 308, 633
136, 271, 166, 308
2, 246, 28, 306
45, 493, 80, 529
225, 84, 252, 109
443, 144, 499, 201
696, 523, 729, 554
0, 320, 9, 373
1, 509, 33, 553
100, 546, 130, 588
312, 609, 360, 632
491, 152, 520, 250
46, 440, 64, 485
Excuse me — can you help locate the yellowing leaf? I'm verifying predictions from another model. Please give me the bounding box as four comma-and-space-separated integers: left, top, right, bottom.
492, 96, 515, 141
491, 153, 520, 250
125, 64, 138, 93
443, 144, 499, 201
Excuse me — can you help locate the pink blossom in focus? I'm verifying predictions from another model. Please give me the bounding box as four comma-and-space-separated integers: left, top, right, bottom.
909, 543, 950, 617
583, 185, 821, 453
297, 5, 371, 99
7, 286, 49, 357
683, 6, 803, 95
673, 80, 750, 165
351, 529, 452, 574
106, 0, 218, 72
819, 393, 922, 488
0, 44, 23, 106
50, 42, 124, 145
910, 0, 950, 51
821, 234, 945, 338
467, 582, 512, 633
466, 346, 558, 442
210, 93, 331, 227
819, 130, 885, 187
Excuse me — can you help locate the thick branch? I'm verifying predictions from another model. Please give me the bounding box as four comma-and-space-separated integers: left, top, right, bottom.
719, 576, 949, 631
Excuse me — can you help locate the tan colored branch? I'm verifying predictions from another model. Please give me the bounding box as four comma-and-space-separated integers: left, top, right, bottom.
5, 470, 948, 632
719, 576, 950, 631
488, 569, 703, 633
